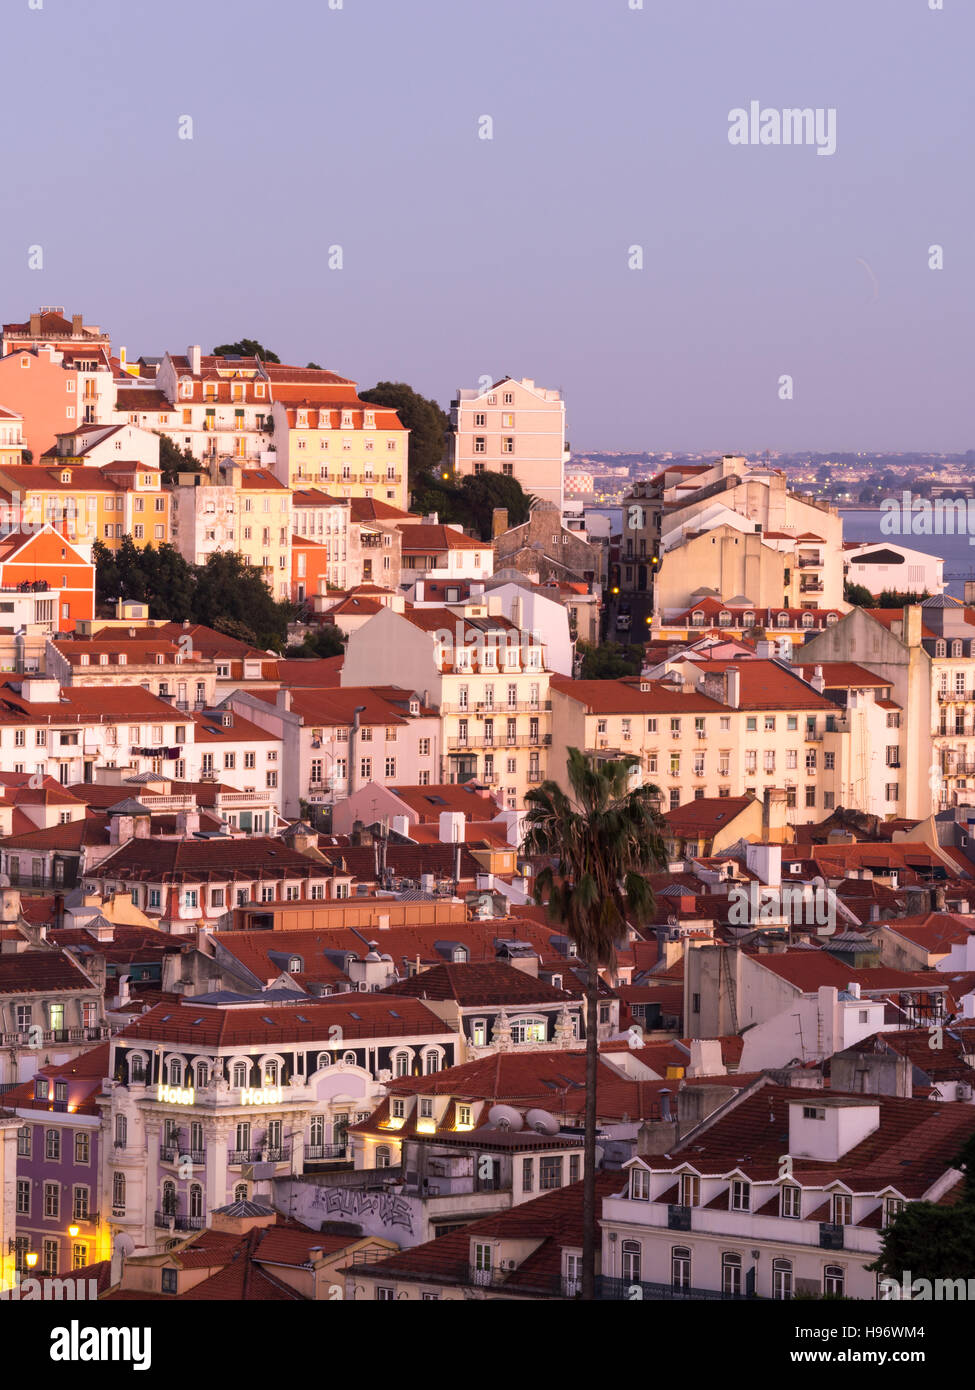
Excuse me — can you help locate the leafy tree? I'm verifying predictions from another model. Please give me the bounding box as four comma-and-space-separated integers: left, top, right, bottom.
843, 582, 875, 607
212, 339, 280, 363
577, 640, 644, 679
523, 751, 666, 1299
306, 362, 323, 370
870, 1131, 975, 1288
876, 589, 931, 608
409, 472, 535, 541
359, 381, 448, 486
156, 432, 203, 484
285, 626, 345, 659
193, 552, 294, 650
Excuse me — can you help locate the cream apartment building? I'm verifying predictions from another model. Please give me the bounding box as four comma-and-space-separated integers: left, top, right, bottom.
342, 600, 551, 809
269, 394, 408, 510
169, 465, 292, 600
550, 659, 893, 826
449, 377, 568, 510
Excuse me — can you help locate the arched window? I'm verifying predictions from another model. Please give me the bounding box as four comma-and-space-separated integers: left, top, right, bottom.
234, 1183, 248, 1203
393, 1050, 411, 1077
671, 1245, 691, 1289
342, 1050, 357, 1066
316, 1052, 331, 1070
309, 1115, 325, 1147
823, 1264, 844, 1296
777, 612, 790, 628
168, 1057, 182, 1086
161, 1180, 176, 1215
772, 1257, 793, 1300
718, 611, 731, 627
232, 1061, 248, 1088
721, 1252, 742, 1296
288, 956, 303, 972
113, 1172, 125, 1211
801, 612, 813, 628
189, 1184, 203, 1219
128, 1054, 145, 1084
424, 1050, 441, 1074
263, 1059, 279, 1085
621, 1239, 641, 1283
936, 640, 947, 657
115, 1115, 127, 1148
195, 1061, 209, 1089
743, 611, 755, 626
691, 610, 705, 626
376, 1145, 391, 1169
953, 641, 963, 658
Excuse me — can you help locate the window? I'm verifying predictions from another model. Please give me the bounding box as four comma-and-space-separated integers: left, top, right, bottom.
823, 1264, 845, 1297
679, 1173, 699, 1207
522, 1157, 534, 1192
772, 1258, 793, 1300
75, 1130, 90, 1164
721, 1252, 742, 1296
621, 1239, 641, 1284
115, 1115, 127, 1148
832, 1193, 852, 1226
44, 1181, 60, 1218
730, 1180, 750, 1212
72, 1185, 90, 1221
540, 1156, 563, 1190
45, 1128, 61, 1161
16, 1179, 30, 1215
43, 1240, 59, 1276
630, 1168, 650, 1200
113, 1172, 126, 1212
671, 1246, 691, 1290
162, 1268, 178, 1294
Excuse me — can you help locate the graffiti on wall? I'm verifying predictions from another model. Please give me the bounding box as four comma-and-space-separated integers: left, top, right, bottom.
312, 1185, 415, 1234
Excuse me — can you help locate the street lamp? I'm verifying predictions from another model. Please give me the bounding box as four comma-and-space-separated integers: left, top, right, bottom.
25, 1252, 38, 1269
68, 1225, 80, 1239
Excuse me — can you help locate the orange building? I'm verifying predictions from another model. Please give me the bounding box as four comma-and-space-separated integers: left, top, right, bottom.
291, 536, 330, 604
0, 344, 115, 458
0, 526, 94, 629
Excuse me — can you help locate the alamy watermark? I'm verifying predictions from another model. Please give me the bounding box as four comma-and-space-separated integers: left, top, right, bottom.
880, 1271, 975, 1301
880, 492, 975, 546
728, 102, 836, 157
727, 882, 837, 935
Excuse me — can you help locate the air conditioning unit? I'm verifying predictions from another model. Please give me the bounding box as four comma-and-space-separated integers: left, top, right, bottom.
501, 1258, 516, 1271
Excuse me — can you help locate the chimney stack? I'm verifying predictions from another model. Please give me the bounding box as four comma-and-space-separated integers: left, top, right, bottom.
725, 666, 740, 709
810, 664, 825, 694
72, 314, 83, 335
492, 508, 509, 539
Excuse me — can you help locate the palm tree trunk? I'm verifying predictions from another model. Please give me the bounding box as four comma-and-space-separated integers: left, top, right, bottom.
581, 958, 599, 1300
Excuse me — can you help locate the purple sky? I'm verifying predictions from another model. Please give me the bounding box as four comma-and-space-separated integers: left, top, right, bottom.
2, 0, 971, 453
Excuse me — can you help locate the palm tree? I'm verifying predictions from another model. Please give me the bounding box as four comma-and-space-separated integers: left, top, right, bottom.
523, 748, 666, 1300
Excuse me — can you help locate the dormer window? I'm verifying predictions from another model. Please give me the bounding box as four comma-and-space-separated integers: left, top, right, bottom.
630, 1168, 650, 1200
743, 611, 755, 625
391, 1099, 405, 1119
419, 1098, 433, 1119
691, 611, 705, 626
61, 471, 71, 484
777, 613, 790, 628
801, 612, 814, 628
718, 611, 731, 627
936, 640, 947, 657
452, 946, 468, 962
781, 1184, 801, 1218
288, 956, 303, 972
731, 1179, 750, 1211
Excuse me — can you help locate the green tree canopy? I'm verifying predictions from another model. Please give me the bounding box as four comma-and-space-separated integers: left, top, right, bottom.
409, 471, 535, 541
843, 581, 875, 607
577, 640, 644, 679
285, 626, 345, 659
93, 542, 293, 650
156, 433, 203, 484
212, 339, 280, 363
359, 381, 448, 487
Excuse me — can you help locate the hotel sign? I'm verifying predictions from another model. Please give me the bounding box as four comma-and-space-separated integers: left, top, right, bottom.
157, 1084, 195, 1105
240, 1086, 283, 1105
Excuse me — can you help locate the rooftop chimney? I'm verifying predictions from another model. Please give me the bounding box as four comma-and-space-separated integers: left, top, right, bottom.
188, 344, 202, 375
725, 666, 740, 709
492, 507, 509, 539
810, 665, 825, 694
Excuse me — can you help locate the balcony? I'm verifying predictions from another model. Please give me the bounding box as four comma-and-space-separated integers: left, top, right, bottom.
447, 735, 549, 750
160, 1145, 205, 1165
155, 1212, 206, 1232
304, 1143, 348, 1162
599, 1276, 748, 1302
798, 556, 823, 568
228, 1146, 291, 1165
799, 581, 824, 594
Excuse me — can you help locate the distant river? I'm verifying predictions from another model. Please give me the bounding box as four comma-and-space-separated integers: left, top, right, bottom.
840, 508, 975, 599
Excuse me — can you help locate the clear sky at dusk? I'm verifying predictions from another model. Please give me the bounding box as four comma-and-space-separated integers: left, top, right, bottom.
1, 0, 970, 454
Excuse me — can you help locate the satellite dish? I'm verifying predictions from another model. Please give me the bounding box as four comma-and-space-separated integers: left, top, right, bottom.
525, 1108, 559, 1136
114, 1233, 135, 1257
488, 1104, 524, 1132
